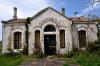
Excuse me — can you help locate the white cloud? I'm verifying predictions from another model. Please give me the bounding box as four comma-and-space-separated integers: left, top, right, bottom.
81, 0, 100, 15
0, 0, 52, 40
0, 0, 51, 20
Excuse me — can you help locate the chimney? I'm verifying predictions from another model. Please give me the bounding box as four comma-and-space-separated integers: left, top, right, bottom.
13, 7, 17, 19
62, 8, 65, 16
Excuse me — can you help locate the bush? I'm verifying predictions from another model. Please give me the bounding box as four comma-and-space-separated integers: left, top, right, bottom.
0, 41, 2, 52
3, 52, 21, 57
33, 49, 44, 58
64, 51, 76, 58
88, 41, 100, 52
22, 46, 28, 55
63, 63, 69, 66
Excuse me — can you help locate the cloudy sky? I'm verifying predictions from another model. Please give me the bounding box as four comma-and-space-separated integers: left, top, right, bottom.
0, 0, 100, 40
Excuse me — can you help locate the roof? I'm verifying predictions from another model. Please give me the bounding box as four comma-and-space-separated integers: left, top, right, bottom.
30, 7, 69, 20
2, 7, 96, 24
68, 16, 96, 24
2, 18, 26, 24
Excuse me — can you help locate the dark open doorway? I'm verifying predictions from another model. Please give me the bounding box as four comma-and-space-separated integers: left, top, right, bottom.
44, 35, 56, 55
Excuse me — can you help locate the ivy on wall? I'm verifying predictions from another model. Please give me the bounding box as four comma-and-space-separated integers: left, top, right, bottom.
96, 19, 100, 23
96, 19, 100, 43
23, 17, 30, 55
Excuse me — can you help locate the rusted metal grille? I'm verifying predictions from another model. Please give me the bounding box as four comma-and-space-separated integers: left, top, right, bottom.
35, 30, 40, 50
60, 30, 65, 48
14, 32, 22, 49
79, 30, 86, 48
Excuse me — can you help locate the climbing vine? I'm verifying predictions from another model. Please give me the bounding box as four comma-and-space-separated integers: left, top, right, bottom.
96, 19, 100, 43
23, 17, 30, 55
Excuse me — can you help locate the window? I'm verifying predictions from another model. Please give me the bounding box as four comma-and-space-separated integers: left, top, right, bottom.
35, 30, 40, 50
14, 32, 22, 49
44, 25, 56, 32
60, 30, 65, 48
79, 30, 86, 48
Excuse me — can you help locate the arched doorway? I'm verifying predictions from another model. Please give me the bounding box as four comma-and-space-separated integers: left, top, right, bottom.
79, 30, 86, 48
13, 32, 22, 49
44, 25, 56, 55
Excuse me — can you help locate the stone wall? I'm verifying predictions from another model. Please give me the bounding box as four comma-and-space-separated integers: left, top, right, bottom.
28, 8, 72, 55
2, 23, 26, 54
72, 23, 98, 49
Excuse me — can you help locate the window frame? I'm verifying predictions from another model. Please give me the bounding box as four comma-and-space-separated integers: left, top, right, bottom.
60, 30, 65, 48
13, 31, 22, 50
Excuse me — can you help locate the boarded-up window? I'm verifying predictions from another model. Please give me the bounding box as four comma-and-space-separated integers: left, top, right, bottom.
79, 30, 86, 48
14, 32, 22, 49
60, 30, 65, 48
35, 30, 40, 50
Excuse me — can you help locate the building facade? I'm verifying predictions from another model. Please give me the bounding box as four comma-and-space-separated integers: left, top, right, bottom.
2, 7, 98, 55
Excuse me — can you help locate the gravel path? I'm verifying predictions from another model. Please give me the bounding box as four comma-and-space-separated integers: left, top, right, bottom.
20, 58, 65, 66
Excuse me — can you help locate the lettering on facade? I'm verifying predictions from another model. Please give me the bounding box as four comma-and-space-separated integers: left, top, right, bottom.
39, 18, 61, 27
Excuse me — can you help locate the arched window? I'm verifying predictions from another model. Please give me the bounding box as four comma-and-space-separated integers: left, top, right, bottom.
13, 32, 22, 49
44, 25, 56, 32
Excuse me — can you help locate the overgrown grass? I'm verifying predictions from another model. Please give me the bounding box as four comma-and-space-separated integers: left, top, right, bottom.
0, 53, 36, 66
64, 52, 100, 66
0, 55, 23, 66
0, 41, 23, 66
0, 41, 34, 66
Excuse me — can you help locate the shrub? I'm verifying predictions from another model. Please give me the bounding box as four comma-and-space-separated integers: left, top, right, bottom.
88, 41, 100, 52
7, 47, 13, 52
64, 51, 76, 58
33, 49, 44, 58
3, 52, 21, 57
63, 63, 69, 66
22, 46, 28, 55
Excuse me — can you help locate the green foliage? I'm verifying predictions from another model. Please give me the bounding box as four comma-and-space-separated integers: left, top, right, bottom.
7, 47, 13, 52
3, 52, 21, 57
22, 45, 28, 55
64, 51, 76, 58
0, 54, 24, 66
24, 17, 31, 55
63, 63, 69, 66
88, 41, 100, 52
64, 52, 100, 66
0, 41, 2, 51
33, 50, 44, 59
96, 19, 100, 23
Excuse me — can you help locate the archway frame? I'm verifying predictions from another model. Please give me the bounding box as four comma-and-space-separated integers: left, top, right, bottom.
12, 29, 24, 52
41, 22, 60, 54
77, 26, 88, 49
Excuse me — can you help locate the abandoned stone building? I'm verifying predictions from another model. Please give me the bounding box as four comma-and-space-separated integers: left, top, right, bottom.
2, 7, 98, 55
